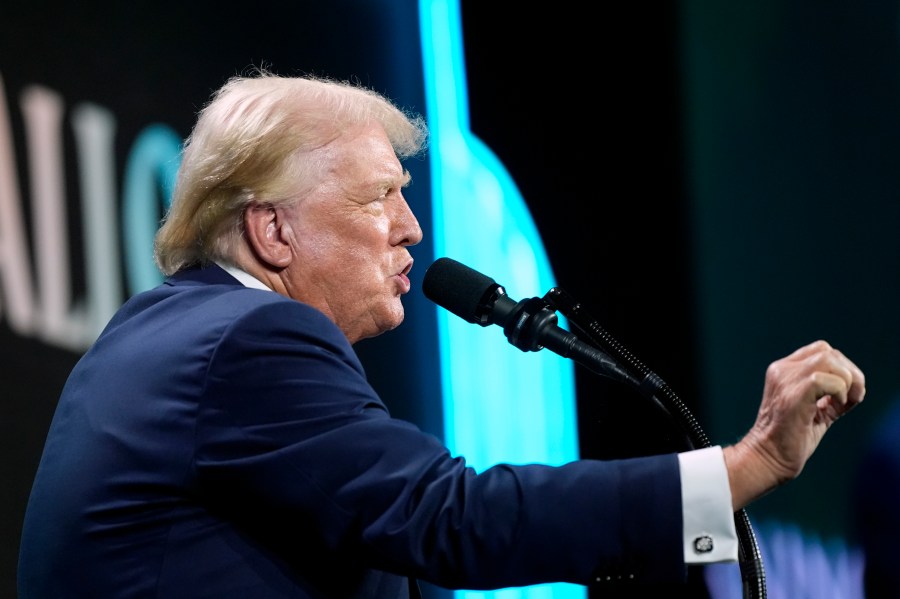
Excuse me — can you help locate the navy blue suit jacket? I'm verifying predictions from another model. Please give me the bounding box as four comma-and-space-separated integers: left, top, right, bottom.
19, 264, 686, 597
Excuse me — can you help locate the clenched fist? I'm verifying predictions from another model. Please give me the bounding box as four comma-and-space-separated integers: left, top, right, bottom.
723, 340, 866, 510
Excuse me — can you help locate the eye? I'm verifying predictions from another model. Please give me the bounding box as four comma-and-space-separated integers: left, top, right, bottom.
376, 186, 400, 203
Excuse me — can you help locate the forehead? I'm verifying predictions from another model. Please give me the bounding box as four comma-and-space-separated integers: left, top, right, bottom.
324, 123, 407, 187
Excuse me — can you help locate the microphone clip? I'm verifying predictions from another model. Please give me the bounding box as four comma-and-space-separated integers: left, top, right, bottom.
502, 296, 561, 352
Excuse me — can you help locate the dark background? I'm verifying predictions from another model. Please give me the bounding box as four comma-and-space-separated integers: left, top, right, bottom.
460, 3, 702, 461
4, 1, 898, 598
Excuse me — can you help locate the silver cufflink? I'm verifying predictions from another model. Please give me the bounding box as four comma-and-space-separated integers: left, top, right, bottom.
693, 534, 714, 553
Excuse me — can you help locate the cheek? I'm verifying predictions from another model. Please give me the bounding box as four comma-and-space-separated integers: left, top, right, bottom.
291, 220, 347, 262
307, 239, 377, 292
292, 214, 388, 278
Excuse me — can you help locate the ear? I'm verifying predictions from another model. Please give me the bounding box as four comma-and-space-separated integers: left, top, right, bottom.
243, 203, 292, 268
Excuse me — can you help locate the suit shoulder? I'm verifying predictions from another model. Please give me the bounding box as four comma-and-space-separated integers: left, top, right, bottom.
219, 290, 351, 352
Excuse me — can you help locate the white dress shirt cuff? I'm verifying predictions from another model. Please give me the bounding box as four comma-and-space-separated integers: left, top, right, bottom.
678, 445, 739, 564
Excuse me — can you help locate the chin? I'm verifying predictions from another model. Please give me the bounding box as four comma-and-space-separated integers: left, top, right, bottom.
381, 305, 405, 332
355, 306, 404, 342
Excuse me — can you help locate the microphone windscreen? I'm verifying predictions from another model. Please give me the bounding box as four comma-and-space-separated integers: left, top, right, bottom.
422, 257, 497, 324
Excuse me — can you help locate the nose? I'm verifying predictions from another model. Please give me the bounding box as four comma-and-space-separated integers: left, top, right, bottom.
393, 195, 423, 247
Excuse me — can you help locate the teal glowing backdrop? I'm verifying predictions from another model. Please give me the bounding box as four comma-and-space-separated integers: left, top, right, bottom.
419, 1, 583, 597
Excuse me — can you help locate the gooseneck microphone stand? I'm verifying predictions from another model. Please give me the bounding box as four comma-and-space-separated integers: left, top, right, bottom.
501, 285, 767, 599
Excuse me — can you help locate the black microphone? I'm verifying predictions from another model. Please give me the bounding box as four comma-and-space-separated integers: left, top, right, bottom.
422, 257, 638, 384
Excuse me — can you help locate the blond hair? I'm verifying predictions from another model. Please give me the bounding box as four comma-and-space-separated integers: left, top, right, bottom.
154, 70, 428, 275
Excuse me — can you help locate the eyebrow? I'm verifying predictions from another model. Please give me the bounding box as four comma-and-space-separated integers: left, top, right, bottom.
373, 169, 412, 193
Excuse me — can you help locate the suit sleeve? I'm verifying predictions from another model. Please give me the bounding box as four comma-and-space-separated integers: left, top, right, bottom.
194, 299, 688, 588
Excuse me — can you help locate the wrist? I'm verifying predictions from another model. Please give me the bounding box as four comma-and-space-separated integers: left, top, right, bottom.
722, 439, 783, 511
